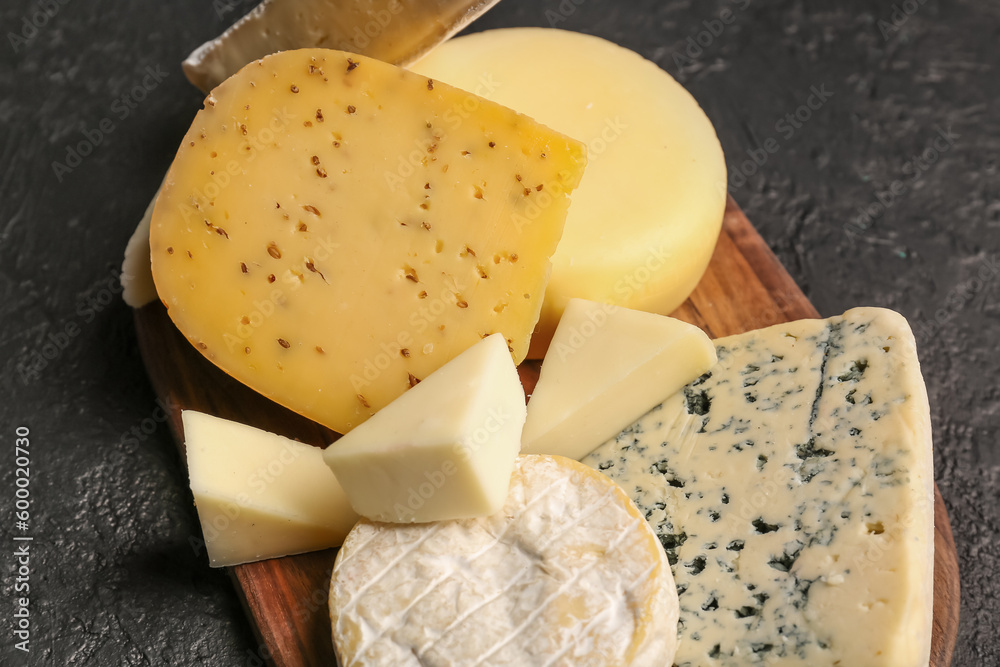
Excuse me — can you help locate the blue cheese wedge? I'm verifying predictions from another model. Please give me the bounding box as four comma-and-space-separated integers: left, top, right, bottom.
582, 307, 934, 666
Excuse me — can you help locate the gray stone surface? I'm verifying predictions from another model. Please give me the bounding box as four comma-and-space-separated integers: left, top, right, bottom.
0, 0, 995, 665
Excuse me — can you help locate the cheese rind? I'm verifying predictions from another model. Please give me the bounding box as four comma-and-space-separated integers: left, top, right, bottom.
151, 49, 586, 434
522, 298, 716, 460
411, 28, 727, 357
323, 333, 525, 523
120, 181, 162, 308
183, 0, 502, 92
330, 455, 679, 666
583, 308, 934, 666
183, 410, 358, 566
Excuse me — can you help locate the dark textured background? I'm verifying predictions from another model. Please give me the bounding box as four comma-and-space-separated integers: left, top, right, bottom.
1, 0, 997, 665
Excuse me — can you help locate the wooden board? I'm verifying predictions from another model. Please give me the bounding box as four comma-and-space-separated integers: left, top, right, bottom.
135, 196, 960, 666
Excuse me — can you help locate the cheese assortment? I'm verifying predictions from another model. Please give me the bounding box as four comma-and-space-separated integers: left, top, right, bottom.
126, 12, 941, 664
150, 48, 586, 434
329, 455, 680, 667
583, 308, 934, 666
324, 333, 525, 523
411, 28, 728, 357
182, 410, 358, 567
521, 298, 717, 460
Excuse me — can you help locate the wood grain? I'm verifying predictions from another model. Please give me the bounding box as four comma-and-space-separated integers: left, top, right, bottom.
134, 196, 959, 666
932, 485, 961, 667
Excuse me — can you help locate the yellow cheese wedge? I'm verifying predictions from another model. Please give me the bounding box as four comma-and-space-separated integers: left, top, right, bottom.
182, 410, 358, 566
324, 333, 525, 523
411, 28, 727, 357
151, 49, 586, 434
521, 299, 717, 460
183, 0, 501, 93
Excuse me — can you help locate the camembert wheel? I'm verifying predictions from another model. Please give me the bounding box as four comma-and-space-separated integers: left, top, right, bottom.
329, 454, 679, 666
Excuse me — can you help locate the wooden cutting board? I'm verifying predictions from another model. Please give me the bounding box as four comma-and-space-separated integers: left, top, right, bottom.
135, 196, 960, 666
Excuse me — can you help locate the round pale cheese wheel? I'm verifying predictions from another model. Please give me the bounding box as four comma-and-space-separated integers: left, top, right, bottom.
411, 28, 727, 357
330, 454, 679, 666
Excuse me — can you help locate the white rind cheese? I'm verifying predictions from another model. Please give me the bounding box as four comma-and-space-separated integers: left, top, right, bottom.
330, 455, 680, 666
583, 307, 934, 666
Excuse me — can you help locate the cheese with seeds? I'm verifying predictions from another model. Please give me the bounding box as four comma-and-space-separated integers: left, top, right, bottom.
583, 308, 934, 666
151, 49, 586, 434
412, 29, 727, 357
330, 455, 679, 666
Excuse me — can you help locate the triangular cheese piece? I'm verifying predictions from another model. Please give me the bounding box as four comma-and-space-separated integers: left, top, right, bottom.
183, 410, 358, 567
324, 333, 525, 523
521, 298, 716, 460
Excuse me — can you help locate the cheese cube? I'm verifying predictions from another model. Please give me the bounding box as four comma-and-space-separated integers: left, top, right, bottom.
411, 29, 728, 357
183, 410, 358, 567
323, 333, 525, 523
521, 298, 716, 460
150, 49, 586, 434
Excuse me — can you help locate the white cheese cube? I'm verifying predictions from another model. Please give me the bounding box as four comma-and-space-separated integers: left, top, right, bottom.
183, 410, 357, 567
323, 333, 525, 523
